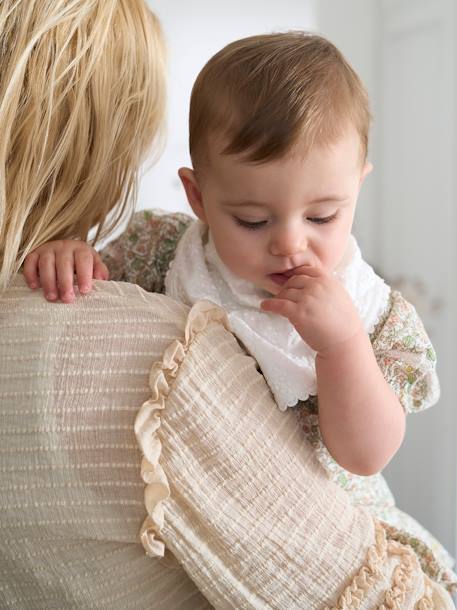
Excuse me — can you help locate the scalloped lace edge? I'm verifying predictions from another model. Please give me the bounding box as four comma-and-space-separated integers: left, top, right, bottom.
134, 299, 229, 558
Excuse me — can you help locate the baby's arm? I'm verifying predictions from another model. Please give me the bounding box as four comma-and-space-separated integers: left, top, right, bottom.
23, 240, 107, 302
315, 329, 405, 475
261, 266, 405, 476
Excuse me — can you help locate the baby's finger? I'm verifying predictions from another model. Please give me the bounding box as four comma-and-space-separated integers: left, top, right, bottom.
93, 255, 109, 281
56, 253, 76, 302
260, 297, 296, 319
288, 264, 322, 278
280, 275, 313, 290
23, 251, 40, 289
74, 248, 95, 294
272, 287, 304, 303
38, 252, 58, 301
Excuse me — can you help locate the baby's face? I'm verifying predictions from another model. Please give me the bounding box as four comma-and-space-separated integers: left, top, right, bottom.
181, 129, 371, 295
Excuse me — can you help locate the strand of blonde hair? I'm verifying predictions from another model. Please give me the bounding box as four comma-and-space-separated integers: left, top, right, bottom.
0, 0, 166, 289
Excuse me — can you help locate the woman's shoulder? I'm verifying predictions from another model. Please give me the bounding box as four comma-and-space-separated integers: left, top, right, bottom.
100, 208, 195, 293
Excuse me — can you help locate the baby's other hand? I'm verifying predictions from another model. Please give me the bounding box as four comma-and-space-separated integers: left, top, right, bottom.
260, 265, 363, 356
23, 240, 109, 303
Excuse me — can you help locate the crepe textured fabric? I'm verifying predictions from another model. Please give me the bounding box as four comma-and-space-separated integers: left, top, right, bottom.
138, 296, 454, 609
0, 278, 211, 610
0, 278, 454, 609
102, 209, 455, 590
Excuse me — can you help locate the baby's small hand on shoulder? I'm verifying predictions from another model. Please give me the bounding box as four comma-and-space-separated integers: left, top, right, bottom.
23, 239, 109, 303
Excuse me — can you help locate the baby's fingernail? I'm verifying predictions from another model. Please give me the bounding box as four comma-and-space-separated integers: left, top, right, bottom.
46, 292, 57, 301
29, 282, 37, 289
80, 285, 90, 294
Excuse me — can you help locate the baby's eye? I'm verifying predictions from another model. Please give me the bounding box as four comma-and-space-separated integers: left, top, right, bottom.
234, 217, 267, 230
307, 213, 338, 224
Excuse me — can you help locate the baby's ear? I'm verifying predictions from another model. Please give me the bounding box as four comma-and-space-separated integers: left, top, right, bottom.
360, 161, 373, 185
178, 168, 207, 223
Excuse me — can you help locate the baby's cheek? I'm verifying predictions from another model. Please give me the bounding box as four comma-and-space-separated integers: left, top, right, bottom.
219, 246, 249, 277
225, 242, 251, 265
323, 240, 350, 272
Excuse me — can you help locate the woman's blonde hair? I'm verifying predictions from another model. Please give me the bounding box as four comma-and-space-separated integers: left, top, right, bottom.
0, 0, 166, 288
190, 32, 370, 171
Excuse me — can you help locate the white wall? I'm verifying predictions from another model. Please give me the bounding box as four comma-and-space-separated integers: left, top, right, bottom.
317, 0, 457, 560
374, 0, 457, 559
141, 0, 317, 215
313, 1, 378, 265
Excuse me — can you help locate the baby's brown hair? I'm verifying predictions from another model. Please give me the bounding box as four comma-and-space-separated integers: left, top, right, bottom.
189, 31, 370, 170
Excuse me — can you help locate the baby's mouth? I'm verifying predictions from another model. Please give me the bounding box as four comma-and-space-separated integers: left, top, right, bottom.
268, 273, 287, 286
268, 271, 296, 286
268, 266, 303, 286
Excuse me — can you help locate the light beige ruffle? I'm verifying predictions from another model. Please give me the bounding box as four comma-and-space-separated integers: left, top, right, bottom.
134, 299, 229, 557
326, 521, 454, 610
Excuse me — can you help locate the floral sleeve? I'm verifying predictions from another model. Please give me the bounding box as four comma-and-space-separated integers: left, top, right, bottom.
100, 209, 194, 294
369, 290, 440, 413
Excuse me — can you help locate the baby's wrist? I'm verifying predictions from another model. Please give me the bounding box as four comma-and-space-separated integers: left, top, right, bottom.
315, 326, 367, 361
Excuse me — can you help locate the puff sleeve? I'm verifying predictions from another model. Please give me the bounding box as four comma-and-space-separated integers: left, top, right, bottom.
370, 290, 440, 414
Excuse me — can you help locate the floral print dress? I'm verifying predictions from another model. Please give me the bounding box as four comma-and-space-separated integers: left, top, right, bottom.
101, 209, 457, 593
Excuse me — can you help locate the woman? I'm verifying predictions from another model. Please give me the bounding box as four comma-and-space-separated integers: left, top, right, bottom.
0, 1, 453, 608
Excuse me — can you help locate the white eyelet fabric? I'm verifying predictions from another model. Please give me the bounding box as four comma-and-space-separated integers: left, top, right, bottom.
165, 221, 391, 410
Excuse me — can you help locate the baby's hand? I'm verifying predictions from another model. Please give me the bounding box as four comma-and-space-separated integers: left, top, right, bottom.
260, 265, 363, 356
23, 240, 109, 303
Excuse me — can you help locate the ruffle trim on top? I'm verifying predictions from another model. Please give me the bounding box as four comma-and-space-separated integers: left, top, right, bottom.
134, 299, 229, 558
325, 521, 454, 610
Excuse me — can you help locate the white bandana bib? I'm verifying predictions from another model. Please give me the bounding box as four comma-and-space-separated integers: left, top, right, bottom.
165, 221, 390, 411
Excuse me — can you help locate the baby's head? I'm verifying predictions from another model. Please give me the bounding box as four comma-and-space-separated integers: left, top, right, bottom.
179, 32, 373, 295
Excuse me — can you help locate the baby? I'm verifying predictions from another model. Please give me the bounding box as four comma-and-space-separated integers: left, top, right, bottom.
23, 31, 456, 587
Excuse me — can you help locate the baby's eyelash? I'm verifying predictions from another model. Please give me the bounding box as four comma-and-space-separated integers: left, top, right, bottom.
234, 212, 338, 230
308, 213, 338, 224
234, 217, 267, 230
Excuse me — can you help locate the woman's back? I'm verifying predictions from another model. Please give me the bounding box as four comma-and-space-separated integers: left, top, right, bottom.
0, 277, 211, 609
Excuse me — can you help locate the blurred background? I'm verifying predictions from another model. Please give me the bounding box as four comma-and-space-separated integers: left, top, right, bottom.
140, 0, 457, 562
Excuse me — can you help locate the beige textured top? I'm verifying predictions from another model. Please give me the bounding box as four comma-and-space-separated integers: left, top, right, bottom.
0, 278, 454, 609
0, 278, 210, 610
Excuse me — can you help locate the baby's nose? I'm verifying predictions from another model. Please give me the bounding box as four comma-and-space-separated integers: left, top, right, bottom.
269, 228, 307, 257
